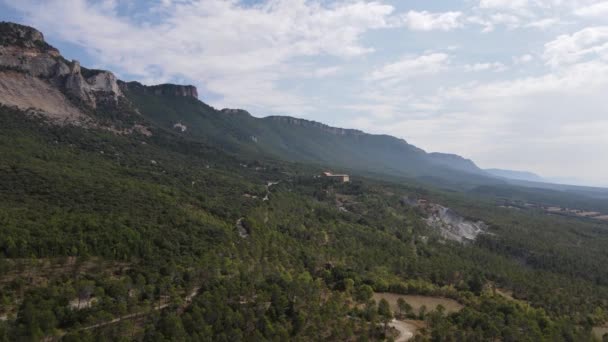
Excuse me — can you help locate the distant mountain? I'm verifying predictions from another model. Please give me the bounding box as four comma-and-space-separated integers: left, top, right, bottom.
121, 81, 502, 188
429, 152, 485, 175
485, 169, 545, 182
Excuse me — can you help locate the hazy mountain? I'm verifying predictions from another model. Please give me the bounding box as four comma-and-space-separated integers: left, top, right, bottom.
485, 168, 545, 182
121, 81, 503, 188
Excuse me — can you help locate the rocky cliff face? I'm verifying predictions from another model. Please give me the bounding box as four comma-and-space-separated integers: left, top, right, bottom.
120, 81, 198, 99
0, 22, 122, 112
265, 116, 365, 136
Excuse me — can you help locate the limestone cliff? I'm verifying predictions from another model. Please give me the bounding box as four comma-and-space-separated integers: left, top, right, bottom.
0, 22, 123, 115
265, 116, 365, 136
119, 81, 198, 99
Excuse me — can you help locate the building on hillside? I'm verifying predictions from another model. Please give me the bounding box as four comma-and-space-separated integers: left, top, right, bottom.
322, 171, 350, 183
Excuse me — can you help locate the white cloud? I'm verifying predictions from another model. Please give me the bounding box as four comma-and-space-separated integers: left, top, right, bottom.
311, 66, 342, 78
446, 60, 608, 99
479, 0, 529, 10
525, 17, 561, 30
543, 26, 608, 67
366, 53, 450, 82
575, 1, 608, 17
464, 62, 508, 72
471, 0, 574, 32
513, 54, 534, 64
402, 11, 463, 31
467, 13, 523, 32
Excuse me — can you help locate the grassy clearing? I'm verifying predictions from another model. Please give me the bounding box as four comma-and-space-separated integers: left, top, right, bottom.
373, 292, 463, 314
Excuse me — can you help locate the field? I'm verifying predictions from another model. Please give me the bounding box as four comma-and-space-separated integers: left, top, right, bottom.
373, 293, 463, 314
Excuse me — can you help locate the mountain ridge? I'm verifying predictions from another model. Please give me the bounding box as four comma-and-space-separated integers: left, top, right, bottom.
485, 168, 545, 182
0, 21, 504, 189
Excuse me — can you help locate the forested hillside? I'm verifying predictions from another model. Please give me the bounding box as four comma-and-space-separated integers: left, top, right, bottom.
2, 106, 608, 341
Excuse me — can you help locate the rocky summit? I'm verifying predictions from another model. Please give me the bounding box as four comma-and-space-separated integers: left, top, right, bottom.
0, 22, 123, 113
120, 81, 198, 99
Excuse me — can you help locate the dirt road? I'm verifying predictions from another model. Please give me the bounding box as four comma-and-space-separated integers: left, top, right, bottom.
389, 319, 415, 342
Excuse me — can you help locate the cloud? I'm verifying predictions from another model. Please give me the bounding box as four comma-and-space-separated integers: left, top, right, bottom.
543, 26, 608, 67
575, 1, 608, 17
478, 0, 529, 10
525, 17, 561, 30
470, 0, 575, 32
311, 66, 342, 78
402, 11, 464, 31
513, 54, 534, 64
366, 53, 450, 82
350, 56, 608, 184
446, 61, 608, 100
466, 13, 523, 32
464, 62, 508, 72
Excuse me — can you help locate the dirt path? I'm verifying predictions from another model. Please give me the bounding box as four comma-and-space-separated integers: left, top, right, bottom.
49, 287, 201, 338
263, 181, 280, 201
389, 319, 415, 342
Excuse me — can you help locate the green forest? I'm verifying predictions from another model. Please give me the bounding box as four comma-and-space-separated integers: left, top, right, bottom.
2, 105, 608, 341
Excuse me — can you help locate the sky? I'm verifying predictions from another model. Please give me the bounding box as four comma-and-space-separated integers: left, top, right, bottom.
1, 0, 608, 186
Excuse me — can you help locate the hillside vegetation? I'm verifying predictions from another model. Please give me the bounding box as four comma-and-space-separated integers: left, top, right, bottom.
1, 106, 608, 341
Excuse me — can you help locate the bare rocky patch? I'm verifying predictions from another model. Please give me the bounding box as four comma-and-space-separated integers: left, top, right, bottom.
0, 71, 88, 124
403, 197, 487, 243
373, 292, 463, 315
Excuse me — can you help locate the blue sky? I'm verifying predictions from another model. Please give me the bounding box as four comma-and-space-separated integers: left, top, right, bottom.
2, 0, 608, 186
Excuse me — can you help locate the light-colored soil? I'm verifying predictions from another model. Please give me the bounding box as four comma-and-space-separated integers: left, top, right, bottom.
0, 257, 130, 286
593, 326, 608, 340
373, 293, 463, 314
69, 297, 98, 310
493, 288, 530, 306
577, 211, 601, 217
595, 216, 608, 221
494, 288, 514, 300
0, 71, 87, 124
388, 319, 426, 342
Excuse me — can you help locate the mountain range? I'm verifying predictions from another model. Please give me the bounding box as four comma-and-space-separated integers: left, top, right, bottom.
484, 169, 545, 183
0, 21, 603, 194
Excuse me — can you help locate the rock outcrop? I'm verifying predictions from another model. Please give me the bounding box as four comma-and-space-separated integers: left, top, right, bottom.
0, 22, 122, 114
64, 61, 123, 107
265, 116, 365, 136
424, 204, 487, 243
120, 81, 198, 99
404, 198, 487, 243
0, 21, 57, 52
